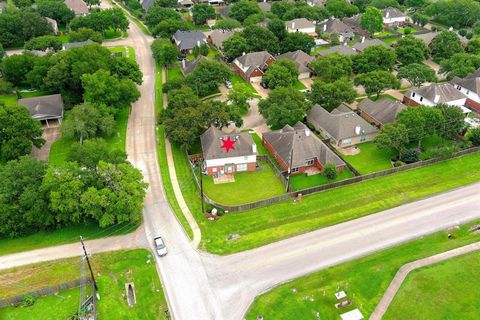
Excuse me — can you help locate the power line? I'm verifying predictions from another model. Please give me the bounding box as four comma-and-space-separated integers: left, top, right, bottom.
80, 236, 98, 291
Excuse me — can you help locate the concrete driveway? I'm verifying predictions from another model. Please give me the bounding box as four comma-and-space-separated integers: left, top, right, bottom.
251, 82, 269, 98
30, 125, 60, 161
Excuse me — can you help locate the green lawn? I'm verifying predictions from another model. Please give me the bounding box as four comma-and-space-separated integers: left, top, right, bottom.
231, 75, 257, 96
385, 251, 480, 320
310, 46, 331, 56
155, 62, 163, 114
207, 47, 219, 58
341, 142, 396, 174
104, 28, 123, 40
397, 26, 418, 34
58, 34, 70, 44
246, 221, 480, 320
108, 46, 136, 61
292, 80, 306, 90
0, 221, 138, 257
289, 169, 355, 191
0, 94, 18, 106
0, 249, 167, 319
49, 106, 129, 166
201, 162, 286, 206
374, 30, 395, 38
382, 37, 401, 45
167, 66, 184, 82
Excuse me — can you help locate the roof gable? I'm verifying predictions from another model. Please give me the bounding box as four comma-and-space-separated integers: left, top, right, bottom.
201, 126, 256, 160
358, 98, 406, 125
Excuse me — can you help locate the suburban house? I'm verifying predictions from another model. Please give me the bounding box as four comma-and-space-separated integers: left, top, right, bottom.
413, 31, 438, 47
403, 83, 467, 107
18, 94, 64, 126
231, 51, 275, 83
172, 30, 207, 54
64, 0, 88, 16
200, 126, 257, 176
285, 18, 317, 36
357, 98, 407, 128
318, 44, 358, 57
342, 15, 368, 37
277, 50, 314, 79
353, 38, 389, 52
317, 18, 355, 42
181, 56, 207, 75
382, 7, 407, 28
263, 122, 346, 174
62, 39, 94, 50
178, 0, 194, 8
308, 104, 378, 147
209, 29, 234, 51
451, 69, 480, 112
45, 17, 58, 34
140, 0, 154, 10
307, 0, 326, 7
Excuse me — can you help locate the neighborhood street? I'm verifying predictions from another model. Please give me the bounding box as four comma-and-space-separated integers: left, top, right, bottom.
1, 12, 480, 320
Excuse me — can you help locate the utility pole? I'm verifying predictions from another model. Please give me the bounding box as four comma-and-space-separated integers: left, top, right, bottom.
285, 139, 294, 193
80, 236, 98, 291
199, 159, 205, 213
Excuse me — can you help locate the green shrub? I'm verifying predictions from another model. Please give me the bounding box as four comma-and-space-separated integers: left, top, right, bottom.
400, 148, 420, 163
466, 32, 474, 40
469, 127, 480, 146
21, 294, 37, 307
323, 164, 337, 180
459, 29, 467, 36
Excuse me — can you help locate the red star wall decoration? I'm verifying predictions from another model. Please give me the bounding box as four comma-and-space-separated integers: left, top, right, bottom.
220, 136, 236, 153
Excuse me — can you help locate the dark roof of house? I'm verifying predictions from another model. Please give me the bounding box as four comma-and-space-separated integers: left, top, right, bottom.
318, 45, 358, 56
342, 15, 366, 34
285, 18, 315, 30
413, 32, 438, 46
234, 51, 274, 77
317, 18, 354, 36
353, 38, 389, 52
406, 83, 466, 103
173, 30, 207, 51
357, 98, 406, 125
277, 50, 315, 74
63, 39, 94, 50
382, 7, 406, 19
258, 1, 272, 12
64, 0, 88, 15
182, 56, 207, 75
18, 94, 64, 121
263, 122, 345, 168
141, 0, 155, 10
201, 126, 256, 160
210, 29, 234, 48
307, 104, 378, 141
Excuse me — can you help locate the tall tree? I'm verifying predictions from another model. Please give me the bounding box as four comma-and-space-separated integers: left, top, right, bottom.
426, 0, 480, 28
352, 45, 396, 74
397, 63, 436, 87
267, 18, 288, 41
437, 104, 465, 139
310, 53, 352, 82
395, 35, 430, 65
213, 18, 242, 30
262, 59, 299, 89
354, 70, 400, 98
192, 3, 216, 24
229, 0, 261, 22
151, 38, 179, 66
67, 138, 127, 169
222, 32, 249, 61
37, 0, 75, 25
396, 107, 426, 147
360, 7, 383, 35
1, 52, 36, 87
68, 28, 104, 43
439, 53, 480, 80
186, 60, 233, 97
242, 25, 279, 54
24, 35, 63, 52
145, 5, 181, 28
281, 32, 315, 54
375, 123, 409, 157
430, 31, 463, 62
309, 78, 357, 111
325, 0, 359, 18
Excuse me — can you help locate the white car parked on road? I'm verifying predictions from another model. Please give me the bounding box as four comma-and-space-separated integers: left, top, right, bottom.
154, 236, 168, 257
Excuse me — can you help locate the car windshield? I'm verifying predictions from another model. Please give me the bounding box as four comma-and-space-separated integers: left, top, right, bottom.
156, 239, 165, 249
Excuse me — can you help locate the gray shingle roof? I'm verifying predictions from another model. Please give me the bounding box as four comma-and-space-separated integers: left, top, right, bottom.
407, 83, 467, 104
318, 45, 358, 56
466, 67, 480, 79
234, 51, 274, 78
201, 126, 256, 160
263, 122, 345, 168
353, 38, 389, 52
18, 94, 64, 121
285, 18, 315, 30
413, 32, 438, 46
277, 50, 315, 74
63, 39, 94, 50
258, 1, 271, 12
182, 56, 207, 75
451, 76, 480, 95
173, 30, 207, 51
308, 104, 378, 141
209, 29, 234, 48
317, 18, 354, 37
64, 0, 88, 15
357, 98, 406, 125
382, 7, 406, 19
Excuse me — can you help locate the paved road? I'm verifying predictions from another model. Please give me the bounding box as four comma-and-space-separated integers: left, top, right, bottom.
2, 10, 480, 320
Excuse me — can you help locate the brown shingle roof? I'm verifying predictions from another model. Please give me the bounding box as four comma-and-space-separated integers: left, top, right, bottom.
201, 126, 256, 160
353, 38, 389, 52
277, 50, 315, 74
357, 98, 406, 125
234, 51, 274, 78
64, 0, 88, 15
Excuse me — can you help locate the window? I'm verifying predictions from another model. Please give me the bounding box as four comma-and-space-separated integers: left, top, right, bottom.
291, 167, 299, 173
342, 138, 352, 146
306, 159, 314, 166
360, 136, 367, 142
467, 90, 470, 95
412, 92, 416, 97
237, 164, 247, 172
212, 167, 217, 173
420, 97, 423, 102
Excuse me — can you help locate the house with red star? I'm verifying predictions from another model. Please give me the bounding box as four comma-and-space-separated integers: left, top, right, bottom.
263, 122, 346, 175
200, 126, 257, 176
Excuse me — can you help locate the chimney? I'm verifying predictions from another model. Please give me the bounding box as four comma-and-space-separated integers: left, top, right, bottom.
305, 129, 311, 137
292, 22, 295, 29
242, 52, 246, 56
323, 24, 327, 32
361, 36, 365, 43
197, 40, 201, 47
252, 143, 257, 154
434, 94, 440, 103
182, 58, 186, 69
386, 11, 390, 18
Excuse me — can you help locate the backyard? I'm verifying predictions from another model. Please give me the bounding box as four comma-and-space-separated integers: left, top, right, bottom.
385, 250, 480, 320
289, 169, 355, 191
341, 142, 396, 174
246, 221, 480, 320
200, 162, 286, 206
0, 249, 167, 319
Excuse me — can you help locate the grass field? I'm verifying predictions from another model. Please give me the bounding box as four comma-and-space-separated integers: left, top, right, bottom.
385, 250, 480, 320
0, 249, 167, 319
341, 142, 396, 174
167, 66, 184, 81
397, 26, 418, 34
201, 162, 285, 206
0, 221, 138, 259
374, 30, 395, 38
382, 37, 401, 45
289, 169, 355, 191
246, 221, 480, 320
171, 144, 480, 254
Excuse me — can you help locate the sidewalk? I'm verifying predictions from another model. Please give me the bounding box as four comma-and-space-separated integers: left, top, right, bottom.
370, 241, 480, 319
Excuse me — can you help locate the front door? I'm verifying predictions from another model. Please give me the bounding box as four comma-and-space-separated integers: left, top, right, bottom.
226, 165, 233, 173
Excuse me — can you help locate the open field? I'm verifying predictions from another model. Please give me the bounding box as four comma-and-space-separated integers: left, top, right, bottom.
246, 221, 480, 320
0, 249, 167, 319
385, 250, 480, 320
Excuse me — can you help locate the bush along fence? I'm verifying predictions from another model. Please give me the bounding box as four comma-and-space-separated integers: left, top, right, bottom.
0, 278, 91, 308
187, 146, 480, 213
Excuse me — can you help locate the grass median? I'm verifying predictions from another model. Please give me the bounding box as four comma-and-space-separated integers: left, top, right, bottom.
246, 221, 480, 320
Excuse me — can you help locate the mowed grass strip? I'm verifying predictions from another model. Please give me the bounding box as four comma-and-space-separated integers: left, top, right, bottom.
246, 221, 480, 320
0, 249, 167, 319
171, 148, 480, 254
384, 250, 480, 320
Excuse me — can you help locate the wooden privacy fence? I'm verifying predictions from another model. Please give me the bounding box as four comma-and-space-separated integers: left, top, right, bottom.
0, 278, 90, 308
188, 147, 480, 213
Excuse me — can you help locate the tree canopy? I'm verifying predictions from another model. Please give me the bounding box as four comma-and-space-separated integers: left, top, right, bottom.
310, 53, 352, 82
0, 9, 53, 48
430, 31, 464, 62
213, 18, 242, 30
352, 45, 397, 74
262, 59, 299, 89
222, 32, 249, 61
144, 5, 181, 29
360, 7, 383, 35
69, 8, 129, 33
242, 25, 280, 54
325, 0, 359, 18
281, 32, 315, 54
68, 28, 104, 43
439, 53, 480, 80
395, 35, 430, 66
229, 0, 261, 22
24, 35, 63, 52
192, 3, 216, 24
151, 38, 179, 66
67, 138, 127, 169
397, 63, 436, 87
354, 70, 400, 98
309, 78, 357, 111
37, 0, 75, 25
426, 0, 480, 28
